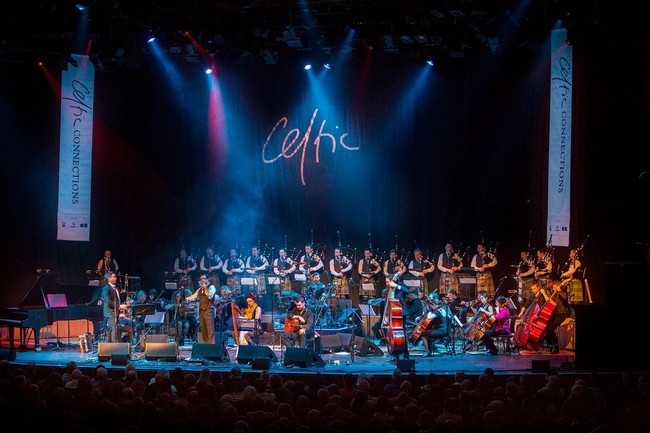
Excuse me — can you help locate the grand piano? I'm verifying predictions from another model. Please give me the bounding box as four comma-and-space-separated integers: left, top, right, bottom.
0, 272, 103, 350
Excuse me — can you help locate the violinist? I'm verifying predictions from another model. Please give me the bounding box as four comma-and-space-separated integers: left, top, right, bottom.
282, 296, 313, 348
543, 279, 570, 354
437, 243, 463, 293
560, 249, 583, 304
213, 285, 234, 332
480, 296, 511, 356
408, 249, 435, 294
471, 243, 498, 298
419, 293, 449, 357
131, 290, 148, 345
185, 274, 217, 344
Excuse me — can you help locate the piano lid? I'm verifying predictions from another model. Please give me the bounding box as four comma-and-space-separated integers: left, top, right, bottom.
19, 273, 103, 307
19, 273, 59, 307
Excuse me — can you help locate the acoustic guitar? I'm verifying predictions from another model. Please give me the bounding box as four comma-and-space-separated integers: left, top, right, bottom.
284, 316, 301, 333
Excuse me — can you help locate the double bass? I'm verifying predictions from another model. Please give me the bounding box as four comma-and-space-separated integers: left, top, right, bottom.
383, 281, 406, 356
513, 283, 559, 350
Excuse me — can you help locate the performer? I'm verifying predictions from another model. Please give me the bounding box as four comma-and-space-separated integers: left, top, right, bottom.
185, 274, 217, 344
234, 293, 262, 345
299, 243, 323, 277
244, 246, 269, 295
96, 249, 119, 285
408, 249, 435, 294
213, 285, 234, 333
471, 243, 498, 297
534, 248, 553, 285
560, 248, 583, 304
282, 296, 314, 348
273, 247, 297, 292
463, 289, 495, 349
329, 247, 353, 297
165, 290, 190, 346
371, 288, 389, 345
515, 250, 536, 309
384, 249, 406, 281
183, 288, 199, 341
437, 243, 463, 293
222, 248, 245, 294
130, 290, 149, 345
444, 289, 470, 324
480, 295, 511, 356
543, 279, 570, 354
200, 245, 223, 289
100, 272, 122, 342
419, 294, 449, 356
306, 272, 333, 325
174, 249, 197, 290
358, 248, 380, 299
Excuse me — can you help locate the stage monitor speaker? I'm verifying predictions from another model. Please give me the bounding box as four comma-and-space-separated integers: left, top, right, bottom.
0, 348, 16, 361
396, 359, 415, 373
237, 345, 278, 365
111, 354, 129, 366
352, 336, 384, 357
531, 359, 550, 373
98, 342, 131, 362
191, 343, 229, 362
283, 347, 325, 368
251, 358, 271, 370
320, 333, 344, 352
145, 342, 178, 361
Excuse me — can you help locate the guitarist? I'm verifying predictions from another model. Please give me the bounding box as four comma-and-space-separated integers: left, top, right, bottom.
281, 296, 314, 348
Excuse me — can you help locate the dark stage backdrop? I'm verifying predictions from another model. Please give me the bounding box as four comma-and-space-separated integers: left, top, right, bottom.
0, 32, 647, 307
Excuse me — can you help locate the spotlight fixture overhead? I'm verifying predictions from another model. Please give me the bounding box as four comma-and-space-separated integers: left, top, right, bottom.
205, 68, 213, 75
323, 63, 331, 70
426, 59, 434, 66
303, 63, 312, 70
147, 36, 156, 43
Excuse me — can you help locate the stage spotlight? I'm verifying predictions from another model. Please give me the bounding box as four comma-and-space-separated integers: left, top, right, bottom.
75, 3, 86, 11
426, 59, 435, 67
323, 63, 331, 70
304, 63, 312, 70
205, 68, 213, 75
147, 36, 156, 43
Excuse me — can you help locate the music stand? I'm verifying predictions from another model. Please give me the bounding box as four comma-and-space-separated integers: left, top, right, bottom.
46, 294, 69, 350
358, 304, 377, 338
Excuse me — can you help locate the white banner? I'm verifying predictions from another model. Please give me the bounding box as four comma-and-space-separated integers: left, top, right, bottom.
57, 54, 94, 241
547, 29, 572, 247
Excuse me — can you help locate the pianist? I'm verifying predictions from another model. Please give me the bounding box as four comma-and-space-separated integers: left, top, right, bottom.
236, 293, 262, 345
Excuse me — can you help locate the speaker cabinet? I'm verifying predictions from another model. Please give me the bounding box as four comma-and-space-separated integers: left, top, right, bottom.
396, 359, 415, 372
251, 358, 271, 370
236, 345, 278, 364
98, 342, 131, 362
191, 343, 229, 362
144, 342, 178, 361
283, 347, 325, 368
332, 333, 384, 357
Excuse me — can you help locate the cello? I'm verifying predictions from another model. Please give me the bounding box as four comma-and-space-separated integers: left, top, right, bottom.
383, 280, 406, 356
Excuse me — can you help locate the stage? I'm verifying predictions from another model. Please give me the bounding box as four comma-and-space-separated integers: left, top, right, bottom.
2, 331, 575, 380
